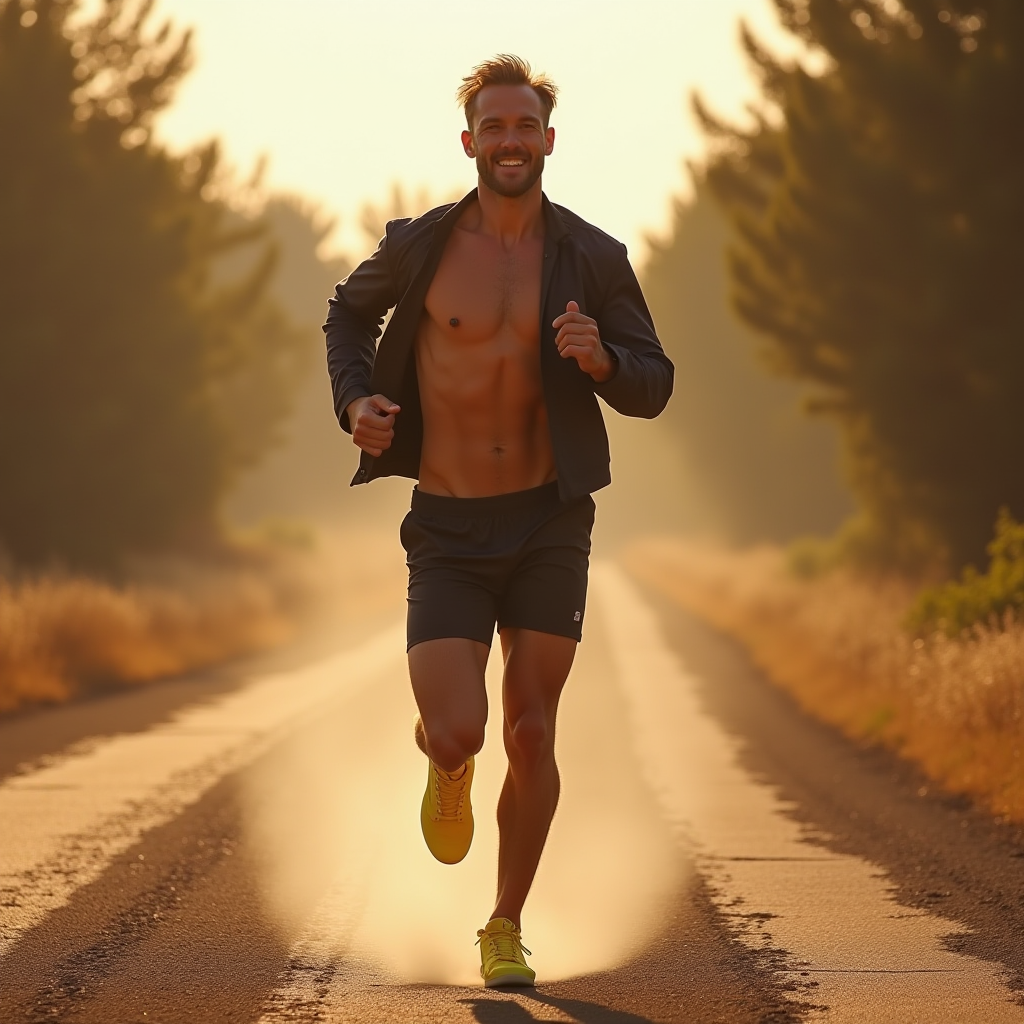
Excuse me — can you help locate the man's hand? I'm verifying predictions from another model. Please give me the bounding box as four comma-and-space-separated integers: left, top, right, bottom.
553, 301, 616, 383
347, 394, 401, 457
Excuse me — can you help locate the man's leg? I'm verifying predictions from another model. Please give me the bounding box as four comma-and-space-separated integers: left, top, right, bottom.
409, 637, 490, 773
491, 627, 576, 928
409, 637, 490, 865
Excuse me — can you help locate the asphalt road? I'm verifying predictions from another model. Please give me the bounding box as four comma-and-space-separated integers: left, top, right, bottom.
1, 561, 1022, 1024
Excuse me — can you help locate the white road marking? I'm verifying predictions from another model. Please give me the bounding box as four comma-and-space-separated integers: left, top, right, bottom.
592, 562, 1024, 1023
0, 622, 405, 957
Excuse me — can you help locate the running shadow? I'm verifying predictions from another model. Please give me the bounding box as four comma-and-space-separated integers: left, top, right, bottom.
463, 991, 659, 1024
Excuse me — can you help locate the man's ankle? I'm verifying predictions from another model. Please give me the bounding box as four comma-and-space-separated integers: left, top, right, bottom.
487, 912, 522, 930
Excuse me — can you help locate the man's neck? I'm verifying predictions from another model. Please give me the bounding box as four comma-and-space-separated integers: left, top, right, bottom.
470, 180, 545, 247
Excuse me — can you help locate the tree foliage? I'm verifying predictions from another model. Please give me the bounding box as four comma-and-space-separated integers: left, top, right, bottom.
698, 0, 1024, 570
0, 0, 305, 568
908, 509, 1024, 634
642, 179, 852, 543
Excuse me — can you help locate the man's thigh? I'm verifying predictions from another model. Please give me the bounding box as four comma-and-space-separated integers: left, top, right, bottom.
408, 637, 490, 737
499, 628, 577, 726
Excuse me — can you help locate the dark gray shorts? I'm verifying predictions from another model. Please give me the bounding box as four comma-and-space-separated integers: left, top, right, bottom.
400, 482, 595, 651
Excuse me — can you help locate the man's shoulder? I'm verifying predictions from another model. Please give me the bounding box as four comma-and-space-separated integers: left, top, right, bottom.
374, 201, 458, 285
384, 201, 457, 243
549, 202, 628, 258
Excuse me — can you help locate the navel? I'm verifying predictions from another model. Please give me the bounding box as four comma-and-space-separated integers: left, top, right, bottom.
449, 317, 460, 327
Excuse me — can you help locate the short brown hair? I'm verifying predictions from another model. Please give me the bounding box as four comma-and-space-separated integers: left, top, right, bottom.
456, 55, 558, 129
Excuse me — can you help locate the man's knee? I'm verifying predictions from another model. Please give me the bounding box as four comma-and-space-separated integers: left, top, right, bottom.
506, 711, 554, 767
423, 717, 485, 770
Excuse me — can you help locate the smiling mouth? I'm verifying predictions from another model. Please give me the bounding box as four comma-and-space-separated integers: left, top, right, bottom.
495, 157, 527, 168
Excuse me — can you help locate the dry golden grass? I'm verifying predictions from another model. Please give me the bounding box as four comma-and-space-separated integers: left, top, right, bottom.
0, 557, 304, 714
0, 526, 409, 716
0, 570, 292, 714
624, 538, 1024, 822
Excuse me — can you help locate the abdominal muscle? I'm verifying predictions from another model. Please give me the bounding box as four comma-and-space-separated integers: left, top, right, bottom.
415, 319, 557, 498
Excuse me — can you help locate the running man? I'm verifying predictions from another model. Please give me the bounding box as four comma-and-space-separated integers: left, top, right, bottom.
324, 55, 673, 987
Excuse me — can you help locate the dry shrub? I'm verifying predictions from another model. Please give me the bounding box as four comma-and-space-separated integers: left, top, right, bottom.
0, 564, 296, 714
624, 538, 1024, 822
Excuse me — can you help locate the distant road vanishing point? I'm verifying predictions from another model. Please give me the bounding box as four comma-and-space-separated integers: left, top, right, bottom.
1, 562, 1022, 1023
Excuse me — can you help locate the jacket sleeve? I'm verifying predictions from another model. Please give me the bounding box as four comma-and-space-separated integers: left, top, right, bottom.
592, 245, 674, 418
323, 231, 399, 433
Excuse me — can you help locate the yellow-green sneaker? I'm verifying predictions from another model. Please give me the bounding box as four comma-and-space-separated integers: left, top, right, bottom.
477, 917, 535, 988
420, 756, 474, 864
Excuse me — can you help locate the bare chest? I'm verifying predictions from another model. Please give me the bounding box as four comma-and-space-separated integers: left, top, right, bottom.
423, 231, 544, 347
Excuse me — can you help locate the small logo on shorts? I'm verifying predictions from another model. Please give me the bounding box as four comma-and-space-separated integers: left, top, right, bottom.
573, 611, 581, 622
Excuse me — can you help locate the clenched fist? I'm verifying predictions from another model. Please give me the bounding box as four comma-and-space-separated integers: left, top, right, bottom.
553, 301, 616, 382
347, 394, 401, 457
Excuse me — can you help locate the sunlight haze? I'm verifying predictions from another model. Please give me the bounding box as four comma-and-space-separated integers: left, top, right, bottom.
151, 0, 797, 259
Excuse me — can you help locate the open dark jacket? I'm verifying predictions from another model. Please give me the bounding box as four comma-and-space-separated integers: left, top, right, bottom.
323, 189, 673, 501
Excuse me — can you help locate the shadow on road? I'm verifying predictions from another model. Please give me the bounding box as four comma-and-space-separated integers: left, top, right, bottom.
462, 990, 659, 1023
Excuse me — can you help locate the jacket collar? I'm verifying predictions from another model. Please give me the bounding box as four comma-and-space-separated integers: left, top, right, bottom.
434, 187, 570, 243
542, 193, 570, 242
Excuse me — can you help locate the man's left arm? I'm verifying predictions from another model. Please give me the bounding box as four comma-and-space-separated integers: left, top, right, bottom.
553, 246, 674, 418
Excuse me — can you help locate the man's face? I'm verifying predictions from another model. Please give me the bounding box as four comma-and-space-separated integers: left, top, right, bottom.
461, 84, 555, 198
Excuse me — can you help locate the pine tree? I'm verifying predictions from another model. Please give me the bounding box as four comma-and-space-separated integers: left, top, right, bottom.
0, 0, 305, 567
698, 0, 1024, 569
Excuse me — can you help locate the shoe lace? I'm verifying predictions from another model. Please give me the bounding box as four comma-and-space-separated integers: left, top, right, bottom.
434, 765, 467, 820
476, 927, 532, 962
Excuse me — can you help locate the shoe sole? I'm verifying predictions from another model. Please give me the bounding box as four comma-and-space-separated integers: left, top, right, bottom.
483, 972, 536, 989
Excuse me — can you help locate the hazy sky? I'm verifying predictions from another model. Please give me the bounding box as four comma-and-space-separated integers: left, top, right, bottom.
151, 0, 797, 260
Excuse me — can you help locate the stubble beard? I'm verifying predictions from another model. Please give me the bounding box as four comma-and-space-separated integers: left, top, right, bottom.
476, 151, 545, 198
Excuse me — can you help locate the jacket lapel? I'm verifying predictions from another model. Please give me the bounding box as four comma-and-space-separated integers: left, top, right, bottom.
540, 195, 570, 321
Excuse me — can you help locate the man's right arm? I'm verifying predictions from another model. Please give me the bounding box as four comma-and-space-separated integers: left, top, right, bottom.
323, 231, 399, 434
